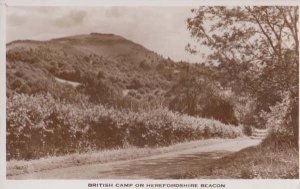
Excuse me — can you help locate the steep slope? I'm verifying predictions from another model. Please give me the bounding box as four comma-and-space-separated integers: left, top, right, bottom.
7, 33, 184, 106
7, 33, 222, 114
6, 33, 243, 162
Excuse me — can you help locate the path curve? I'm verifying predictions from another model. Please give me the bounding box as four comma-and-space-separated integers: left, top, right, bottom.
8, 138, 261, 179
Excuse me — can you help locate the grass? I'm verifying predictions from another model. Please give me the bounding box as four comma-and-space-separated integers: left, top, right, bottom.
7, 138, 229, 177
172, 133, 299, 179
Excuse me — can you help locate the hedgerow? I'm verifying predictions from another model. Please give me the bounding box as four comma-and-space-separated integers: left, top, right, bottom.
7, 93, 243, 160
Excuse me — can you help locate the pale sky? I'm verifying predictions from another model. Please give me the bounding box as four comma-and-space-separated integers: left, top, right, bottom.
6, 6, 203, 63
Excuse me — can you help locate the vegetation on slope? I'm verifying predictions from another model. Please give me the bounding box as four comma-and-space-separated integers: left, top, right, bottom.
6, 33, 239, 124
5, 5, 299, 180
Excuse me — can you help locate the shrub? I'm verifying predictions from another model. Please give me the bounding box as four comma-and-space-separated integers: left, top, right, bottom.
242, 125, 253, 136
169, 76, 238, 125
128, 79, 143, 90
260, 92, 298, 148
7, 93, 243, 160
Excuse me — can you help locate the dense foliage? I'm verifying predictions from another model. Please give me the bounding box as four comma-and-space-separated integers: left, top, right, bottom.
7, 93, 242, 160
187, 6, 299, 141
7, 34, 244, 124
168, 71, 238, 125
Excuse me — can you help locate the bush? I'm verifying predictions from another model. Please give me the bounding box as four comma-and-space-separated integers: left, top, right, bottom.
262, 130, 297, 149
169, 75, 238, 125
128, 79, 143, 90
7, 93, 243, 160
260, 92, 298, 145
243, 125, 253, 136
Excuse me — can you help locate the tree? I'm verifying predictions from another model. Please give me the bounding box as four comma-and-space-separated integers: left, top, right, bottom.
186, 7, 298, 137
81, 74, 116, 104
169, 67, 238, 125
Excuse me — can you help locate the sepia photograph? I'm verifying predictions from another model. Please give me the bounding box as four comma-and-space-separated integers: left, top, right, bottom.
4, 3, 299, 181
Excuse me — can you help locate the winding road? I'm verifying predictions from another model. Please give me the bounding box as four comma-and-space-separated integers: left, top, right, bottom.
8, 138, 262, 179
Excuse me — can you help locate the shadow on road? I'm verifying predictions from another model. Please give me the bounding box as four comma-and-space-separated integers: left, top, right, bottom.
97, 150, 232, 179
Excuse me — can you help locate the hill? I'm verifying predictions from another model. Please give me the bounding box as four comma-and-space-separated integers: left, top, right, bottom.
6, 33, 244, 160
7, 33, 215, 110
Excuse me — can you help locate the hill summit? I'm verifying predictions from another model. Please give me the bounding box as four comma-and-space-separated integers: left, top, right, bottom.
7, 33, 189, 107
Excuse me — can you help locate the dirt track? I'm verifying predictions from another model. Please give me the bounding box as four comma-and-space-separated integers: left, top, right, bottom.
8, 138, 261, 179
